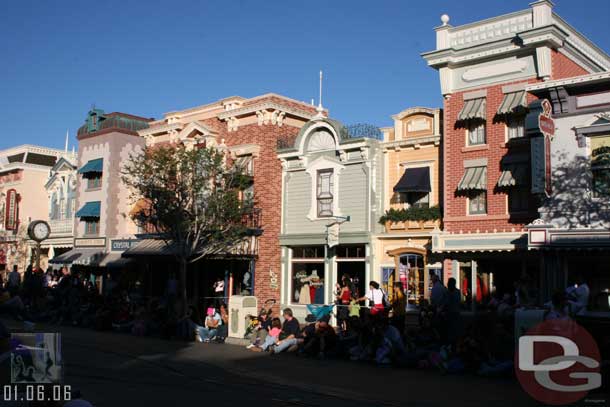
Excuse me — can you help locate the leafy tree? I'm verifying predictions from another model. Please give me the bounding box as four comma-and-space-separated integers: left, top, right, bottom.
122, 144, 252, 314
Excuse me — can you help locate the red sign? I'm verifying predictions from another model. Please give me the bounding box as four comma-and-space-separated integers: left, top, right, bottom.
538, 99, 555, 138
539, 99, 555, 197
5, 189, 19, 231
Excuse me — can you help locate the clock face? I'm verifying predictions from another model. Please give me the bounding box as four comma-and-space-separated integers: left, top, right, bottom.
31, 221, 50, 241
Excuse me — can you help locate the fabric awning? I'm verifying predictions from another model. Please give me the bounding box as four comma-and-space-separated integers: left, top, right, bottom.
49, 248, 106, 266
497, 165, 528, 187
457, 98, 486, 121
497, 91, 527, 115
77, 158, 103, 174
99, 252, 134, 268
393, 167, 431, 193
122, 239, 178, 257
76, 201, 101, 218
457, 167, 487, 191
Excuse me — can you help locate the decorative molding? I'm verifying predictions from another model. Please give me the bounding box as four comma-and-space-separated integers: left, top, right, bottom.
218, 101, 315, 121
381, 134, 441, 151
462, 60, 527, 82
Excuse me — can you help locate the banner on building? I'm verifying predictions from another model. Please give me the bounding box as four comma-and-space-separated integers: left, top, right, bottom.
326, 223, 340, 248
5, 189, 19, 231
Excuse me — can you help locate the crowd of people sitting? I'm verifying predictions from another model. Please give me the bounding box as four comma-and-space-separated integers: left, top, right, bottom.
0, 264, 592, 380
0, 265, 230, 343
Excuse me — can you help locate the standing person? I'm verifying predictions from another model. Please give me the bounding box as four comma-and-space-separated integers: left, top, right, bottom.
390, 282, 407, 336
442, 277, 463, 346
430, 274, 447, 310
7, 265, 20, 296
356, 281, 386, 316
568, 275, 590, 316
336, 279, 351, 332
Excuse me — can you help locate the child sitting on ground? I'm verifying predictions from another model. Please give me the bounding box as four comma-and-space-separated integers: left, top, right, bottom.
252, 318, 282, 352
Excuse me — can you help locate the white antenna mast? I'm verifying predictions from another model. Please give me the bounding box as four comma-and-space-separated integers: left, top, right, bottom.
64, 129, 69, 153
315, 70, 325, 118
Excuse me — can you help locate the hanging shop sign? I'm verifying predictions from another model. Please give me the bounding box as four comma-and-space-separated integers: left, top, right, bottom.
5, 189, 19, 231
527, 99, 556, 197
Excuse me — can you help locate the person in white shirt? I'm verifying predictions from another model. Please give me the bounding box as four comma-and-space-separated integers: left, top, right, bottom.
195, 307, 222, 343
356, 281, 385, 316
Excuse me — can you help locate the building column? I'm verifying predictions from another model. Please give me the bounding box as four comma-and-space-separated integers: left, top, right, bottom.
471, 260, 478, 313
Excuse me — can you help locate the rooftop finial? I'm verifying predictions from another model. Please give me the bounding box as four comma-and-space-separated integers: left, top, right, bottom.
315, 70, 325, 119
440, 14, 450, 26
64, 129, 69, 153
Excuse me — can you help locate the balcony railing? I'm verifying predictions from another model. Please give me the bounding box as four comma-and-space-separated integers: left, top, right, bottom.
241, 207, 262, 233
49, 218, 74, 236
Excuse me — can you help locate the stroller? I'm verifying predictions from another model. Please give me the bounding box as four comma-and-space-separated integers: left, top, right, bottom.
305, 304, 334, 323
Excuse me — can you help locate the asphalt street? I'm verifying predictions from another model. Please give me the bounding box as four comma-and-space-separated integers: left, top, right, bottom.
2, 319, 544, 407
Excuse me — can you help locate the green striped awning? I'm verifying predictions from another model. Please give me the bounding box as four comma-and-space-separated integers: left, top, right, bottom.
497, 165, 528, 187
78, 158, 103, 174
497, 91, 526, 115
457, 98, 486, 121
76, 201, 101, 218
457, 166, 487, 191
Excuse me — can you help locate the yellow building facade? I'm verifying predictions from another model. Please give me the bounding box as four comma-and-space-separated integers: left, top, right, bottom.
374, 107, 443, 304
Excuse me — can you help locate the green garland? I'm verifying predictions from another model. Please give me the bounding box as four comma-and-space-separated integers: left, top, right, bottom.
378, 205, 442, 225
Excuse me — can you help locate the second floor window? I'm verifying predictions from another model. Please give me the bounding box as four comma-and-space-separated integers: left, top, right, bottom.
468, 191, 487, 215
509, 188, 529, 212
87, 175, 102, 190
467, 122, 486, 146
507, 116, 525, 140
317, 169, 334, 217
401, 192, 430, 209
84, 219, 99, 235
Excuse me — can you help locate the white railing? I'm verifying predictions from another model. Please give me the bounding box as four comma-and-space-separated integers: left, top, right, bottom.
449, 12, 532, 49
49, 218, 74, 236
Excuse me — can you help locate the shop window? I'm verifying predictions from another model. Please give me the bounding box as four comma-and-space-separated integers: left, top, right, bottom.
316, 169, 334, 217
509, 187, 529, 212
399, 254, 425, 304
507, 116, 525, 140
291, 246, 325, 305
467, 122, 486, 146
84, 219, 99, 236
468, 191, 487, 215
381, 267, 395, 297
87, 175, 102, 190
292, 246, 325, 259
335, 245, 365, 259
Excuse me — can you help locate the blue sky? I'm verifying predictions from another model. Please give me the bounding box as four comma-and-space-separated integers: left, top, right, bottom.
1, 0, 609, 150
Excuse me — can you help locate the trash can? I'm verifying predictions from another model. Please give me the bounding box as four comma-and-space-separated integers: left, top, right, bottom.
228, 295, 258, 338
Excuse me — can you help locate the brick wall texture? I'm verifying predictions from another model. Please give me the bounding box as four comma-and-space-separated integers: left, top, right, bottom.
442, 52, 592, 234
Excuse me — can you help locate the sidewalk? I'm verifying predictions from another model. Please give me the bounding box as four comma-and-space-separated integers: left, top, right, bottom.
3, 319, 536, 407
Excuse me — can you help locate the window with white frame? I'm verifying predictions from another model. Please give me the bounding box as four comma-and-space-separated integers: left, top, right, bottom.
316, 169, 334, 217
84, 219, 99, 236
467, 122, 486, 146
468, 191, 487, 215
507, 116, 525, 140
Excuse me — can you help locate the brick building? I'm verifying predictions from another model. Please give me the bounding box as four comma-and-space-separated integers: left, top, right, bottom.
129, 94, 320, 309
421, 1, 610, 304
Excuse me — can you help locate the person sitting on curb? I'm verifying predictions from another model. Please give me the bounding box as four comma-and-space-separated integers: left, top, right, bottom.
246, 309, 272, 349
300, 314, 337, 359
195, 307, 222, 343
251, 318, 282, 352
270, 308, 301, 354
